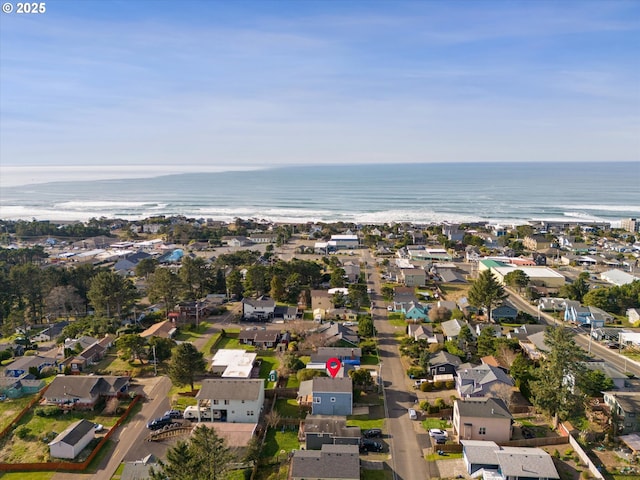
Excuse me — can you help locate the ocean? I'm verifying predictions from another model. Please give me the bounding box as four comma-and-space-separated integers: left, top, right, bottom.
0, 162, 638, 226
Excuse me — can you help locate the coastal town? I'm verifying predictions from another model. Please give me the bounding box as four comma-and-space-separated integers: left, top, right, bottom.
0, 216, 639, 480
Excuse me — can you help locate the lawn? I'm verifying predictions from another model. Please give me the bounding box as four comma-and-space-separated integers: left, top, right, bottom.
422, 418, 451, 430
360, 354, 379, 365
168, 383, 200, 410
285, 375, 300, 388
202, 331, 222, 355
90, 353, 150, 377
258, 353, 279, 389
346, 415, 384, 430
215, 336, 254, 351
274, 399, 303, 419
0, 472, 54, 480
0, 395, 36, 432
260, 428, 300, 459
425, 451, 463, 461
362, 469, 394, 480
173, 322, 212, 342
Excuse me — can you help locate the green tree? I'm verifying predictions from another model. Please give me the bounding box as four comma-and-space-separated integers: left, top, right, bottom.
270, 275, 285, 302
116, 334, 147, 364
134, 257, 158, 279
580, 369, 615, 397
468, 270, 507, 322
349, 368, 374, 389
9, 263, 44, 324
477, 327, 497, 357
150, 424, 235, 480
245, 265, 268, 296
87, 270, 137, 319
226, 269, 244, 299
297, 368, 327, 382
358, 316, 375, 337
503, 270, 530, 292
560, 276, 590, 302
169, 342, 206, 391
330, 268, 346, 288
148, 268, 182, 309
530, 327, 588, 424
147, 336, 176, 364
179, 256, 211, 299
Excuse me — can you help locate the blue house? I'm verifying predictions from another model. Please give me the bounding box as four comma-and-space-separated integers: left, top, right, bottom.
0, 375, 45, 398
564, 305, 612, 327
298, 377, 353, 416
404, 302, 430, 322
490, 302, 518, 322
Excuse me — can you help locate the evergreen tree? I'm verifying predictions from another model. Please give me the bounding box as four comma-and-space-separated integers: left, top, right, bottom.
169, 342, 206, 391
468, 270, 507, 321
530, 327, 587, 424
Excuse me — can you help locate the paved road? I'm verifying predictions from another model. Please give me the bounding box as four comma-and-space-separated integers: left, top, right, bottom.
507, 288, 640, 378
362, 249, 431, 480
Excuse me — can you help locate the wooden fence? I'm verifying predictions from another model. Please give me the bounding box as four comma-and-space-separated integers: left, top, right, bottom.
0, 394, 142, 472
0, 383, 50, 441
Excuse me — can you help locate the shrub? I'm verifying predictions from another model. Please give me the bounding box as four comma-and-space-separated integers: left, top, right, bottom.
0, 349, 12, 361
434, 398, 446, 409
35, 406, 61, 417
420, 381, 433, 392
433, 380, 443, 390
445, 380, 455, 389
427, 404, 440, 414
407, 367, 425, 378
419, 400, 430, 411
14, 425, 31, 439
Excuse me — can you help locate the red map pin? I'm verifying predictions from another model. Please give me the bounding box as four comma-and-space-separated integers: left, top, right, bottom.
326, 357, 342, 378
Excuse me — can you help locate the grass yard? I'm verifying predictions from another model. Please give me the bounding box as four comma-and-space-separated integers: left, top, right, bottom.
225, 469, 250, 480
347, 415, 384, 430
260, 428, 300, 459
255, 463, 289, 480
425, 451, 463, 461
215, 336, 254, 351
90, 353, 149, 377
360, 354, 379, 365
168, 383, 200, 410
285, 375, 300, 388
0, 395, 36, 432
173, 322, 212, 342
421, 418, 451, 430
258, 353, 279, 389
202, 331, 222, 355
275, 399, 303, 419
362, 469, 394, 480
0, 472, 54, 480
388, 318, 407, 327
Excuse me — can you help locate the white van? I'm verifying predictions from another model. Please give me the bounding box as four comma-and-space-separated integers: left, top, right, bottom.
408, 408, 418, 420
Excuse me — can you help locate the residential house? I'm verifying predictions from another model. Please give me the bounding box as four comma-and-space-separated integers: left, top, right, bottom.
600, 269, 640, 287
441, 319, 468, 341
113, 251, 151, 275
401, 268, 426, 287
210, 349, 257, 378
342, 261, 361, 283
523, 234, 553, 252
456, 364, 515, 398
30, 321, 69, 343
457, 297, 478, 317
604, 391, 640, 434
221, 236, 250, 247
461, 440, 559, 480
438, 269, 467, 283
120, 454, 158, 480
298, 377, 353, 416
517, 331, 549, 361
249, 233, 278, 244
273, 305, 297, 321
454, 397, 513, 443
140, 320, 178, 340
44, 375, 130, 409
583, 361, 627, 391
64, 336, 99, 352
238, 329, 281, 349
564, 304, 613, 327
48, 419, 96, 459
404, 302, 430, 323
241, 296, 276, 321
490, 302, 518, 322
407, 324, 442, 344
300, 415, 361, 450
317, 323, 359, 347
79, 342, 106, 366
290, 444, 360, 480
437, 300, 459, 312
0, 343, 24, 357
195, 378, 265, 423
311, 290, 333, 320
0, 375, 45, 398
428, 351, 462, 377
4, 355, 57, 377
475, 325, 502, 339
312, 347, 362, 367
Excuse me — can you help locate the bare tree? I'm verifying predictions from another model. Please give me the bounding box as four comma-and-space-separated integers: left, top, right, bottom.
265, 409, 282, 428
488, 383, 514, 408
496, 343, 518, 367
45, 285, 84, 320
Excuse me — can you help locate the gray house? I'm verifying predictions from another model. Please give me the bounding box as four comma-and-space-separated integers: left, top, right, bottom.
456, 364, 515, 398
300, 415, 361, 450
298, 377, 353, 416
604, 391, 640, 434
490, 302, 518, 322
428, 350, 462, 377
290, 444, 360, 480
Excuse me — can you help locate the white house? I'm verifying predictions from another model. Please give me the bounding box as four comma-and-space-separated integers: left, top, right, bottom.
48, 419, 95, 459
241, 297, 276, 321
195, 379, 265, 423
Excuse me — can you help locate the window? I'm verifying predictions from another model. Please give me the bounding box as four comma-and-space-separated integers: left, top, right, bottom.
439, 367, 445, 372
313, 397, 321, 404
247, 411, 254, 416
479, 427, 486, 435
241, 400, 245, 404
213, 400, 219, 405
224, 400, 229, 405
330, 397, 336, 403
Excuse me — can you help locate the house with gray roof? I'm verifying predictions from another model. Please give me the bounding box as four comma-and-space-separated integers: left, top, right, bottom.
318, 323, 359, 347
48, 419, 95, 459
196, 378, 264, 423
456, 364, 515, 398
44, 375, 130, 409
604, 391, 640, 434
290, 444, 360, 480
4, 355, 58, 377
120, 454, 157, 480
407, 324, 441, 344
461, 440, 559, 479
0, 375, 45, 398
429, 350, 462, 377
241, 296, 276, 321
238, 328, 281, 348
30, 321, 69, 343
300, 415, 361, 450
454, 397, 512, 443
491, 301, 518, 322
441, 319, 468, 341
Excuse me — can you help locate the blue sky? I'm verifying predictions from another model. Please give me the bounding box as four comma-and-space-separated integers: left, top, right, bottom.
1, 0, 639, 168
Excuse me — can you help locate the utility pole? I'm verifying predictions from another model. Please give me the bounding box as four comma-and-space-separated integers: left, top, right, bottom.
152, 345, 157, 376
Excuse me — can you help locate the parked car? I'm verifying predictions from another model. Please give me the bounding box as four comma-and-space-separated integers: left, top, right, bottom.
93, 423, 104, 433
362, 428, 382, 438
360, 439, 383, 452
146, 415, 173, 430
164, 409, 183, 419
429, 428, 448, 438
408, 408, 418, 420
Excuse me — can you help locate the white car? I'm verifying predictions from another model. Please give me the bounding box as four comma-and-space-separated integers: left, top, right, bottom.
93, 423, 104, 433
387, 305, 393, 311
429, 428, 448, 438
